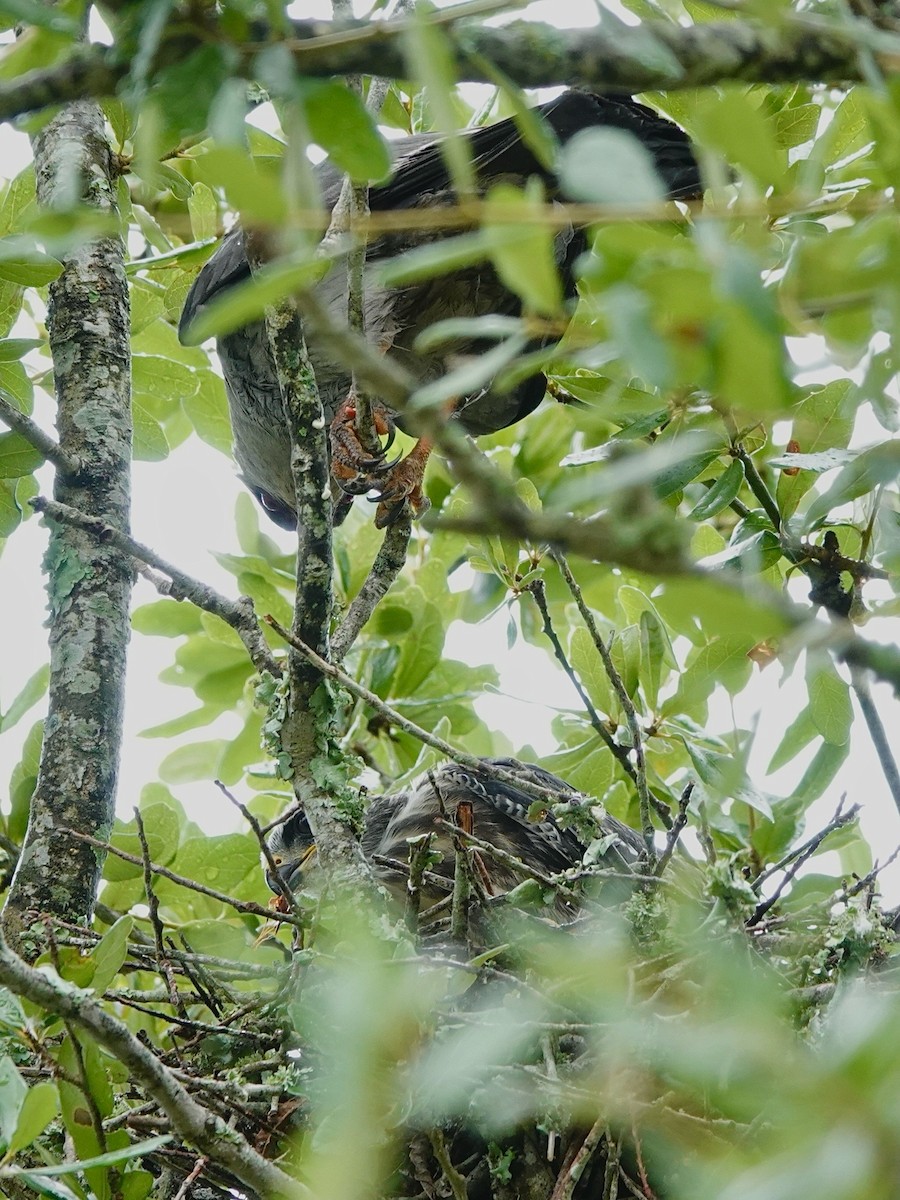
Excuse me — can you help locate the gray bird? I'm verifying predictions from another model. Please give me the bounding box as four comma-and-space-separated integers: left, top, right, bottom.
265, 757, 645, 917
179, 91, 701, 530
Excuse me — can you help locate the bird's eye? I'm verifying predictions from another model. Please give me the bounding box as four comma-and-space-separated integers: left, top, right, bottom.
273, 855, 283, 866
252, 489, 297, 530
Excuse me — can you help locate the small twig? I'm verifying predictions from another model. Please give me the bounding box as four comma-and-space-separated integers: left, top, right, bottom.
172, 1155, 209, 1200
550, 1115, 608, 1200
841, 844, 900, 900
552, 552, 655, 858
332, 511, 413, 662
31, 497, 280, 678
729, 437, 782, 531
753, 799, 860, 889
107, 997, 275, 1041
428, 1128, 468, 1200
409, 1133, 440, 1200
750, 797, 857, 925
449, 796, 474, 947
526, 578, 631, 772
850, 667, 900, 818
214, 781, 303, 924
405, 833, 436, 932
655, 783, 693, 876
542, 1035, 560, 1162
135, 809, 188, 1023
0, 390, 79, 475
61, 828, 304, 931
602, 1128, 621, 1200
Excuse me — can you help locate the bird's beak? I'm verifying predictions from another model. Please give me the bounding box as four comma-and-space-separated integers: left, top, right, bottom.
255, 844, 319, 946
266, 842, 319, 903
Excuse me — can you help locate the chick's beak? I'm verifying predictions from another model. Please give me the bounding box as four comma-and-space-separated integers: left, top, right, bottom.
266, 842, 318, 897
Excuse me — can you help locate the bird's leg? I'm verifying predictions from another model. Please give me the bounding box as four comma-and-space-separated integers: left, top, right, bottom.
329, 391, 434, 527
330, 392, 399, 490
371, 435, 433, 529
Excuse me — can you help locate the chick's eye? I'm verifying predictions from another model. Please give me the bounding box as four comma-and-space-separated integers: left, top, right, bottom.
273, 856, 283, 866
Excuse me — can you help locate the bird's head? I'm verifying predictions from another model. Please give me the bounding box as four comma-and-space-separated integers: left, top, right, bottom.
265, 809, 318, 896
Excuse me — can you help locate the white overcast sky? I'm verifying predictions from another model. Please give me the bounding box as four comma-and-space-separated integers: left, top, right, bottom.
1, 0, 899, 900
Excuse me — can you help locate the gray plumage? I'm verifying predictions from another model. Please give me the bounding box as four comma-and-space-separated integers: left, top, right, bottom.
180, 91, 701, 529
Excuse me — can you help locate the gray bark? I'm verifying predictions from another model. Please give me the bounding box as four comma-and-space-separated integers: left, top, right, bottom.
2, 102, 133, 951
0, 14, 877, 124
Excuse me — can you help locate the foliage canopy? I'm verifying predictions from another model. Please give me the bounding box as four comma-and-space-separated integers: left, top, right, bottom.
0, 0, 899, 1197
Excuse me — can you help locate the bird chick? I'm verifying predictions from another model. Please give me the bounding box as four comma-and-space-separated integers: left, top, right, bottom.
264, 757, 644, 919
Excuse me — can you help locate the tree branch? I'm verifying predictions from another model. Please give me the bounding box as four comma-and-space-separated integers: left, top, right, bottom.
30, 497, 281, 680
3, 101, 132, 952
332, 512, 413, 663
258, 286, 373, 888
266, 616, 596, 809
0, 931, 302, 1200
0, 391, 78, 476
0, 10, 880, 124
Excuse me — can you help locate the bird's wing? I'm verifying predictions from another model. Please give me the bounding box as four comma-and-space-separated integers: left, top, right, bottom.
179, 226, 250, 343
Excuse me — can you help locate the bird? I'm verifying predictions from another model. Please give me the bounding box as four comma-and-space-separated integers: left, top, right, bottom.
264, 757, 645, 919
179, 91, 701, 530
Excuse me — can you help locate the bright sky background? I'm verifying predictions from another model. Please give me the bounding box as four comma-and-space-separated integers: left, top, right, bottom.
1, 0, 899, 901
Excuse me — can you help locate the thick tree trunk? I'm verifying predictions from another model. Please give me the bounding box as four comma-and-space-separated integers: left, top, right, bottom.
2, 101, 133, 951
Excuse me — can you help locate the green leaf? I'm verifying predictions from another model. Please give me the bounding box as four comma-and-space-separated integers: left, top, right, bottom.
0, 1054, 26, 1150
559, 127, 665, 204
768, 448, 857, 473
804, 442, 900, 529
390, 593, 445, 697
654, 448, 722, 500
300, 80, 391, 183
6, 1081, 58, 1157
0, 664, 49, 733
483, 181, 563, 316
0, 252, 61, 287
379, 231, 490, 288
689, 459, 745, 520
89, 916, 134, 996
776, 380, 857, 519
9, 718, 42, 842
10, 1134, 172, 1177
792, 739, 849, 804
181, 369, 232, 453
774, 103, 820, 149
0, 431, 42, 479
132, 599, 203, 637
568, 626, 613, 715
693, 89, 787, 189
684, 740, 774, 819
767, 706, 817, 774
0, 337, 40, 361
807, 663, 853, 746
188, 182, 218, 243
159, 739, 230, 784
180, 252, 328, 343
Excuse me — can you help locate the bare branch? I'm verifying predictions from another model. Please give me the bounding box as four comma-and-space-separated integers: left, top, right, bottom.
30, 497, 281, 679
0, 930, 303, 1200
332, 512, 412, 662
0, 390, 78, 475
552, 552, 655, 856
62, 827, 305, 931
850, 666, 900, 817
0, 12, 877, 124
